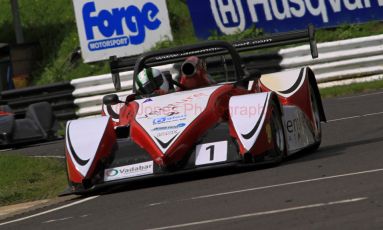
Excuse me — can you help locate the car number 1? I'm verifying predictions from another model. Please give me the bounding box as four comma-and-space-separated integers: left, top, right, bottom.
195, 141, 228, 166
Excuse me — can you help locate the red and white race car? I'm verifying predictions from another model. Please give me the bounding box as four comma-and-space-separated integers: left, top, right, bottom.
63, 26, 326, 194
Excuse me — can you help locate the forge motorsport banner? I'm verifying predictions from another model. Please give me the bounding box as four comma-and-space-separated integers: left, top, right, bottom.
73, 0, 173, 63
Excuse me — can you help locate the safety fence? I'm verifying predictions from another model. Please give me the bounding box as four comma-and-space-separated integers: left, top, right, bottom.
0, 82, 76, 120
279, 34, 383, 83
1, 34, 382, 120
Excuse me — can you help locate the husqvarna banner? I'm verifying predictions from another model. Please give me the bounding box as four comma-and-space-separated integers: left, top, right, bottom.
187, 0, 383, 38
73, 0, 173, 63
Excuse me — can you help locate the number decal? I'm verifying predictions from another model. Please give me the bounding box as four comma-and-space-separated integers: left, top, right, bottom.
195, 141, 228, 166
206, 145, 215, 161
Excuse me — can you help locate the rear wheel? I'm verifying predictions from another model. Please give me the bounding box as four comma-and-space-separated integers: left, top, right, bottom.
309, 84, 322, 150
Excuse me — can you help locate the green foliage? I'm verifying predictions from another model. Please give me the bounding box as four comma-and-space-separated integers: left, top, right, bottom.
316, 21, 383, 42
208, 26, 263, 41
0, 155, 67, 206
320, 79, 383, 98
1, 0, 383, 85
0, 0, 109, 85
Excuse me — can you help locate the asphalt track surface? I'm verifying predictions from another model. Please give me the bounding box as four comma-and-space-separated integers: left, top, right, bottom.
1, 91, 383, 230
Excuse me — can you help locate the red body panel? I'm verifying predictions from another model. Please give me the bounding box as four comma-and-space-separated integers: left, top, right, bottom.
0, 111, 12, 116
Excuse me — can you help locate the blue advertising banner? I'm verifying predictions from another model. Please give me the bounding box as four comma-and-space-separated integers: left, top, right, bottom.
186, 0, 383, 39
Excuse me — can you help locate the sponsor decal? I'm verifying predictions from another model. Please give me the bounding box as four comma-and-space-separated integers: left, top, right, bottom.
83, 1, 160, 50
286, 118, 301, 134
73, 0, 172, 62
104, 161, 154, 181
187, 0, 383, 38
136, 86, 221, 153
137, 93, 208, 119
155, 130, 178, 137
143, 98, 153, 103
286, 117, 303, 142
105, 169, 118, 177
152, 123, 186, 131
152, 114, 187, 125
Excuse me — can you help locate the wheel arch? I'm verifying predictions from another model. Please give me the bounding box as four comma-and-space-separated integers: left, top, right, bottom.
306, 67, 327, 122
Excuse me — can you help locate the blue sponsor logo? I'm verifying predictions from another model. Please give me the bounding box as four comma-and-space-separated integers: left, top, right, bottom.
105, 169, 118, 177
152, 123, 186, 131
143, 98, 153, 103
82, 1, 162, 51
153, 115, 187, 125
178, 123, 186, 128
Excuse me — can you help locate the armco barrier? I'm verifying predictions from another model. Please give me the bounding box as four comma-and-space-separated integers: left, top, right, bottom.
278, 34, 383, 82
72, 35, 383, 118
0, 82, 76, 120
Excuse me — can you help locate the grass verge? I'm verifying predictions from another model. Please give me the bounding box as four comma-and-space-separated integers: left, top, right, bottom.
0, 155, 67, 207
319, 79, 383, 98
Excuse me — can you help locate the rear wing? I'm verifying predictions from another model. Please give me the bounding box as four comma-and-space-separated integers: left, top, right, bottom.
233, 24, 317, 56
109, 25, 318, 91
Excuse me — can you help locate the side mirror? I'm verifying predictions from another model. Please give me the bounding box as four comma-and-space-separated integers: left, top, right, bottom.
103, 94, 122, 106
112, 72, 122, 91
110, 56, 122, 91
125, 94, 137, 103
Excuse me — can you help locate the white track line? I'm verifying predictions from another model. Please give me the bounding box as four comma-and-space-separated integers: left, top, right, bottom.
147, 197, 367, 230
0, 196, 99, 226
0, 148, 12, 152
327, 111, 383, 123
42, 216, 73, 224
148, 168, 383, 206
191, 168, 382, 200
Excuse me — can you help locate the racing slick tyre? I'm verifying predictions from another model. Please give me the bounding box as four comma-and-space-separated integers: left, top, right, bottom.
266, 101, 286, 164
309, 84, 322, 151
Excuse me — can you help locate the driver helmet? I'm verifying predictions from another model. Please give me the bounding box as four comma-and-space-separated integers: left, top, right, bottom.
135, 68, 169, 95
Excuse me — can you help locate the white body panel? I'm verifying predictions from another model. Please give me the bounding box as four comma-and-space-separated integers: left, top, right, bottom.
260, 68, 306, 98
229, 92, 271, 151
135, 85, 222, 153
66, 116, 110, 176
195, 141, 228, 166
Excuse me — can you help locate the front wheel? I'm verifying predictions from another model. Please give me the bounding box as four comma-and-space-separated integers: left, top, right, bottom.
266, 101, 286, 163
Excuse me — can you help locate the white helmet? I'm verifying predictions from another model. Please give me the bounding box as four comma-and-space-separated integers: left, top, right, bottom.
135, 68, 169, 95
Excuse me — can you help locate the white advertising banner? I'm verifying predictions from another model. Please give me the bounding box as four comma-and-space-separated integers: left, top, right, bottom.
72, 0, 173, 63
